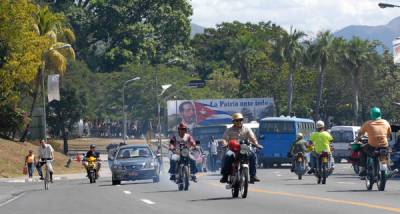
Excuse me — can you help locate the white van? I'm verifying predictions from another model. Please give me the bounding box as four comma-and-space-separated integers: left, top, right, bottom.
330, 126, 360, 163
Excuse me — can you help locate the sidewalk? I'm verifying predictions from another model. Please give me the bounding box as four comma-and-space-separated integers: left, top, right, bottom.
0, 160, 112, 183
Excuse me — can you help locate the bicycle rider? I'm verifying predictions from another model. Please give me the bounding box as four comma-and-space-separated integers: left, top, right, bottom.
36, 139, 55, 182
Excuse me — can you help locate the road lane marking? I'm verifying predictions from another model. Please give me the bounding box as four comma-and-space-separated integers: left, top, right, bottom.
0, 192, 25, 207
209, 182, 400, 213
337, 182, 355, 185
123, 190, 132, 195
141, 199, 155, 205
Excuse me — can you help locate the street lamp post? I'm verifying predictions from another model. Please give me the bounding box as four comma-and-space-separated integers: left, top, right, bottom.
42, 44, 72, 141
157, 84, 172, 164
379, 3, 400, 8
122, 77, 140, 144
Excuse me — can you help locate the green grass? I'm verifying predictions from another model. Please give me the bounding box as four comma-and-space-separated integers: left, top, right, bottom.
0, 138, 82, 178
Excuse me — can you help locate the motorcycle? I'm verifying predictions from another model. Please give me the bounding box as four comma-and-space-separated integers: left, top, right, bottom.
175, 142, 192, 191
356, 137, 389, 191
226, 140, 251, 198
87, 156, 98, 183
314, 151, 331, 184
349, 143, 360, 175
293, 152, 307, 180
365, 147, 389, 191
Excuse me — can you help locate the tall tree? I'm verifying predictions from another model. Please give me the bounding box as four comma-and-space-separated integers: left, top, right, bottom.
273, 27, 306, 114
307, 31, 335, 120
0, 0, 49, 107
338, 37, 380, 125
20, 5, 75, 142
51, 0, 193, 71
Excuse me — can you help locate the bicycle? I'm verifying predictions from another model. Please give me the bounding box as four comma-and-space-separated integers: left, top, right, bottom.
40, 159, 53, 190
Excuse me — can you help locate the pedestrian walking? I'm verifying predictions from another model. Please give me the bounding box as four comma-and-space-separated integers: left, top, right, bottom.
208, 136, 218, 172
25, 150, 35, 178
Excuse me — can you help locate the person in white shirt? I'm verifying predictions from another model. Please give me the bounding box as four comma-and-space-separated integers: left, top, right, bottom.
208, 136, 218, 172
36, 139, 55, 182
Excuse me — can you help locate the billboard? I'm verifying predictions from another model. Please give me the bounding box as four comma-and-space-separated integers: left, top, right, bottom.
393, 37, 400, 65
167, 98, 274, 131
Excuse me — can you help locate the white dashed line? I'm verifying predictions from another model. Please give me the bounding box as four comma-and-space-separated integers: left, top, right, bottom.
337, 182, 356, 185
0, 192, 25, 207
141, 199, 155, 205
123, 190, 132, 194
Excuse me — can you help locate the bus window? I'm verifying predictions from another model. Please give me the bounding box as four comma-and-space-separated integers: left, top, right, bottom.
260, 121, 295, 133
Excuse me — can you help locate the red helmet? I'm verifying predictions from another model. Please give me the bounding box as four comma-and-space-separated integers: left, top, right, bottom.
178, 123, 188, 130
228, 139, 240, 153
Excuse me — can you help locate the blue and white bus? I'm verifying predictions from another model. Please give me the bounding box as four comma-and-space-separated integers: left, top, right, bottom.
258, 116, 315, 167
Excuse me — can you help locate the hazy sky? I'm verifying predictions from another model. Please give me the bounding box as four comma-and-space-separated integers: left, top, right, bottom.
190, 0, 400, 34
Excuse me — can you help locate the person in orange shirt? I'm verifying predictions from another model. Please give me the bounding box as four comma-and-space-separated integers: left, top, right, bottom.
357, 107, 391, 176
25, 150, 36, 178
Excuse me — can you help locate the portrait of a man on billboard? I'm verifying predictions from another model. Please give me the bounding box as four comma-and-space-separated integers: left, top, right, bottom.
178, 101, 197, 129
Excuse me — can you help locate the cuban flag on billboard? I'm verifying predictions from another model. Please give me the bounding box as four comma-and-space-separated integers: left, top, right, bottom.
194, 102, 232, 125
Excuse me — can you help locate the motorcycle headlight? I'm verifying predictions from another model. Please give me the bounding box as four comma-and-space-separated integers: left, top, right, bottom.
240, 144, 249, 154
181, 148, 189, 157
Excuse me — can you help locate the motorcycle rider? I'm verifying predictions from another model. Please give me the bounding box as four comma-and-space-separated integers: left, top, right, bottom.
357, 107, 391, 177
289, 133, 308, 172
220, 113, 263, 184
168, 123, 198, 182
309, 120, 334, 174
82, 144, 101, 178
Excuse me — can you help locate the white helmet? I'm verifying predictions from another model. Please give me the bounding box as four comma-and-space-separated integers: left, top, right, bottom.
316, 120, 325, 129
296, 133, 303, 140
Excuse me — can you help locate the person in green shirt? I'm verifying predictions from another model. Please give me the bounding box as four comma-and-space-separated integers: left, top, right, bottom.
288, 133, 308, 172
309, 120, 334, 174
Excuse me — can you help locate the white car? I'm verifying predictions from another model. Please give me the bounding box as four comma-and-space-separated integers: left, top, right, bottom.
330, 126, 360, 163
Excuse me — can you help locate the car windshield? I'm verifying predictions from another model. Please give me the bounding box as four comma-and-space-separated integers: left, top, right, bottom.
331, 131, 354, 142
260, 121, 295, 133
116, 147, 151, 159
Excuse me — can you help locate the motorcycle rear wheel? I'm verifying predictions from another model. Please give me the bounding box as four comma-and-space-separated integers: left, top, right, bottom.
240, 167, 249, 198
365, 168, 374, 191
298, 174, 302, 180
183, 165, 190, 191
322, 165, 327, 184
89, 170, 95, 183
353, 164, 360, 175
377, 170, 387, 191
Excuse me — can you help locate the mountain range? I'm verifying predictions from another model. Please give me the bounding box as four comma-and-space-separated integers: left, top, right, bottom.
191, 17, 400, 50
334, 16, 400, 50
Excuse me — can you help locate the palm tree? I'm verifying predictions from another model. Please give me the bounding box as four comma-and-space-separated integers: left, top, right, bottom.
273, 27, 306, 115
307, 31, 335, 120
20, 6, 75, 142
338, 37, 379, 125
227, 31, 262, 95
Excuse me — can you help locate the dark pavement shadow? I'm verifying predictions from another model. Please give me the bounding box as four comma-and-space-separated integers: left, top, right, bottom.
98, 181, 153, 187
332, 173, 357, 176
207, 173, 222, 176
142, 189, 180, 193
285, 183, 318, 186
189, 197, 234, 202
327, 189, 374, 193
331, 176, 361, 179
282, 178, 303, 181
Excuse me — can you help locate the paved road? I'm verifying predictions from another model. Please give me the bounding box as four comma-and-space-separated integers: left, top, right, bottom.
2, 164, 400, 214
